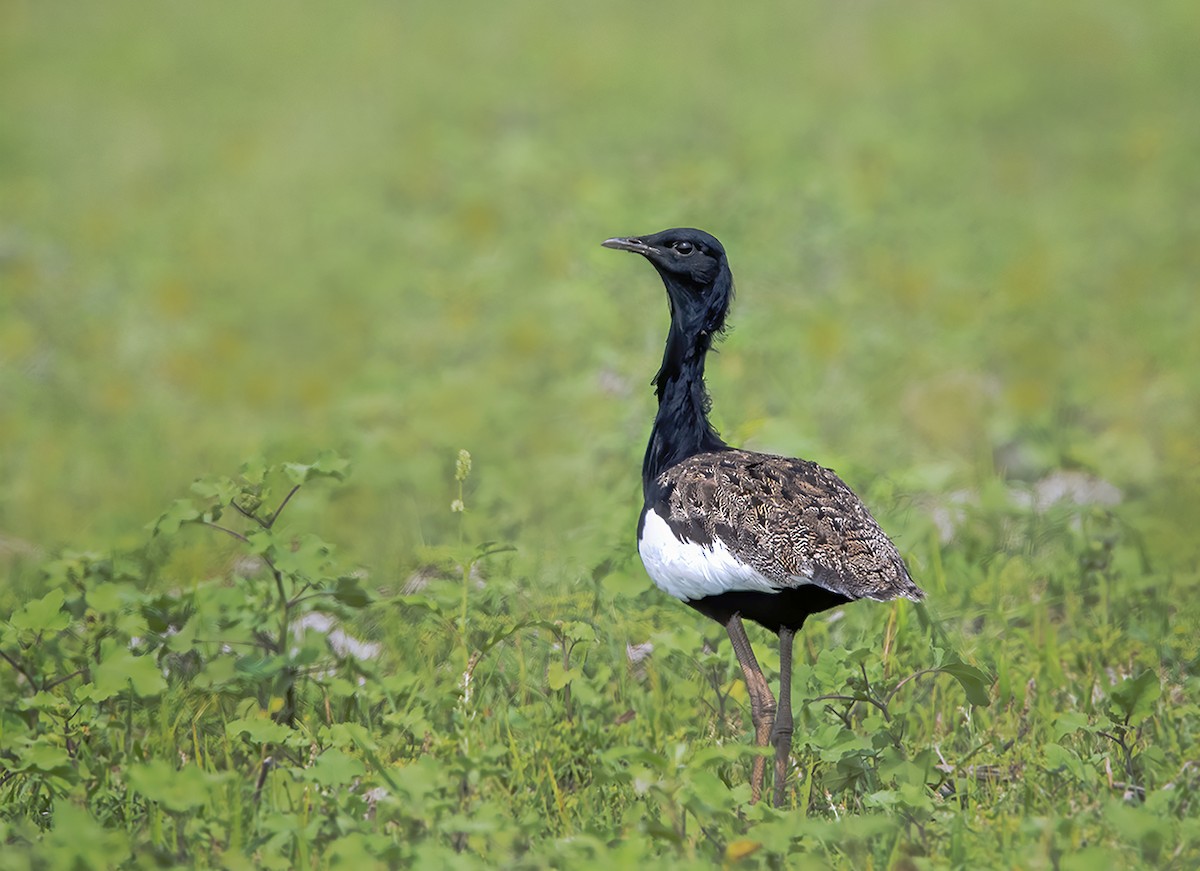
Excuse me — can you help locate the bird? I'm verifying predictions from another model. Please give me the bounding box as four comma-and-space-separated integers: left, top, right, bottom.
602, 227, 924, 808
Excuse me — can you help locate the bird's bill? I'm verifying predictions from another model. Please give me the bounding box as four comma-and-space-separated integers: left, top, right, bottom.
601, 236, 657, 256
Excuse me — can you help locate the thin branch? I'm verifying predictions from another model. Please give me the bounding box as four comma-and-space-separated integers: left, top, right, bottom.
201, 522, 251, 545
0, 648, 38, 690
272, 569, 288, 616
231, 500, 267, 528
253, 631, 281, 654
44, 669, 86, 692
288, 591, 337, 608
266, 485, 302, 529
253, 755, 274, 804
884, 668, 942, 705
824, 704, 853, 730
810, 692, 892, 722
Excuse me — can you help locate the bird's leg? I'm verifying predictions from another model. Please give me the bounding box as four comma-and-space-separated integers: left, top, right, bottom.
771, 626, 795, 809
724, 614, 776, 804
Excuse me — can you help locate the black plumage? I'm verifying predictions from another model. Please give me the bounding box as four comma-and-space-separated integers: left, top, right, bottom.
603, 227, 924, 807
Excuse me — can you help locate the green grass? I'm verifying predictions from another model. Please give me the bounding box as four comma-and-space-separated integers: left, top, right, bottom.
2, 1, 1199, 867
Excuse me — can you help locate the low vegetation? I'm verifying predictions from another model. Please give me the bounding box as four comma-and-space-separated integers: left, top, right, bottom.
2, 1, 1197, 867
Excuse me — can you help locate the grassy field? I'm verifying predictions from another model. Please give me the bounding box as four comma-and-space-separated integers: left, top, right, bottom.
2, 1, 1198, 867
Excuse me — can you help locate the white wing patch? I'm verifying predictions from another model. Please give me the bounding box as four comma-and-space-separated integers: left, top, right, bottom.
639, 508, 811, 601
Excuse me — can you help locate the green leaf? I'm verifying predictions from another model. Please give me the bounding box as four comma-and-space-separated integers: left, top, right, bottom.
304, 749, 366, 787
190, 475, 238, 504
1108, 668, 1161, 726
84, 581, 132, 613
283, 451, 350, 486
151, 498, 202, 536
322, 722, 380, 752
864, 789, 899, 808
935, 661, 992, 707
845, 647, 875, 665
691, 744, 766, 768
17, 692, 70, 715
681, 768, 733, 810
1053, 711, 1093, 740
1106, 800, 1171, 860
396, 592, 444, 619
17, 741, 74, 778
562, 621, 596, 643
333, 575, 372, 608
87, 646, 166, 699
41, 802, 129, 866
127, 760, 214, 812
240, 456, 267, 486
1043, 742, 1090, 782
547, 660, 582, 691
312, 450, 351, 478
245, 529, 275, 556
10, 588, 69, 634
272, 533, 335, 577
227, 717, 294, 745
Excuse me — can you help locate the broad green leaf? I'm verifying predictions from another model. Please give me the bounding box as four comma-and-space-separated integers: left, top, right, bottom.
547, 660, 582, 691
88, 646, 166, 699
42, 803, 129, 868
18, 691, 70, 715
935, 661, 992, 706
865, 789, 899, 807
10, 588, 69, 634
127, 760, 213, 812
1108, 668, 1161, 726
239, 456, 267, 486
333, 575, 372, 608
227, 717, 293, 745
1053, 710, 1093, 740
83, 581, 131, 613
283, 461, 315, 485
311, 450, 351, 479
272, 533, 335, 577
151, 498, 202, 536
322, 722, 380, 752
245, 529, 275, 556
681, 768, 733, 810
283, 451, 350, 485
304, 749, 366, 786
691, 744, 766, 767
845, 647, 875, 665
194, 654, 239, 690
562, 621, 596, 643
1106, 800, 1171, 860
190, 475, 238, 504
17, 741, 74, 777
1043, 742, 1089, 782
234, 655, 288, 681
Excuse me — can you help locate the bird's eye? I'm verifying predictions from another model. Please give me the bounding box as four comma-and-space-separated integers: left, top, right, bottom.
673, 241, 695, 256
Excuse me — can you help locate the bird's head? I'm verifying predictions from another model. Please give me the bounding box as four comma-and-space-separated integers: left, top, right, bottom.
603, 228, 733, 338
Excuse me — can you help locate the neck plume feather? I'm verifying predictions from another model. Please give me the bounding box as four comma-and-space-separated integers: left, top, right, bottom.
643, 320, 727, 493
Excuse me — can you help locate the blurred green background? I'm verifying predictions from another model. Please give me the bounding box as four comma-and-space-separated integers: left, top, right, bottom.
2, 0, 1197, 582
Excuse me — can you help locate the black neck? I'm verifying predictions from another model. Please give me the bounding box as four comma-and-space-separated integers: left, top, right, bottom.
642, 320, 728, 501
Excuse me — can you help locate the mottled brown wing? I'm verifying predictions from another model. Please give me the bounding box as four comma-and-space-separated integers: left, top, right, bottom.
657, 449, 924, 602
